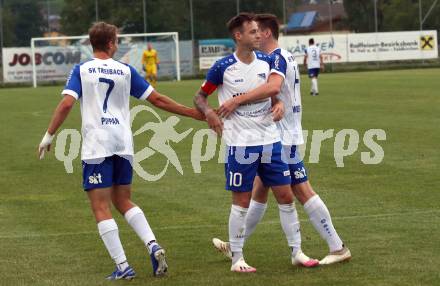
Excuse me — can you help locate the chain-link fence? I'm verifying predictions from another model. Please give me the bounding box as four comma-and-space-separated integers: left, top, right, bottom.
1, 0, 439, 84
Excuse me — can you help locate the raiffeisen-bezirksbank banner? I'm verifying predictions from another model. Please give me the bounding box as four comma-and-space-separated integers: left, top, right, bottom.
347, 30, 438, 62
279, 30, 437, 64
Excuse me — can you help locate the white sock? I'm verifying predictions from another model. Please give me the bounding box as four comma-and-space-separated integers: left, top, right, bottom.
244, 200, 267, 240
124, 206, 157, 254
97, 219, 128, 269
278, 203, 301, 256
312, 78, 318, 93
304, 195, 343, 252
229, 204, 248, 263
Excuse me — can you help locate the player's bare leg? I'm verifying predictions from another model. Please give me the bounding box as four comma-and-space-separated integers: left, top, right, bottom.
112, 184, 135, 214
112, 185, 168, 276
292, 181, 351, 264
87, 187, 135, 280
88, 187, 113, 222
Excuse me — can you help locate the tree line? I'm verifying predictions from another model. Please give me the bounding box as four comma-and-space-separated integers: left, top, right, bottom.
1, 0, 439, 47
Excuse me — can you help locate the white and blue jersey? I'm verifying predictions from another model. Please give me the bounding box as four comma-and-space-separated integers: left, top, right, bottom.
201, 52, 292, 191
305, 45, 321, 69
270, 48, 308, 185
270, 48, 304, 146
201, 51, 281, 147
62, 58, 154, 161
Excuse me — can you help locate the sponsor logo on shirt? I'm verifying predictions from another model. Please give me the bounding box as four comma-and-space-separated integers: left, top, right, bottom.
257, 73, 266, 80
292, 105, 301, 113
234, 79, 244, 83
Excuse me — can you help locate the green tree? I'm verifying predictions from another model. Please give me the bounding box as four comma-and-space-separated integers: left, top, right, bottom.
59, 0, 285, 40
2, 0, 45, 47
345, 0, 440, 33
60, 0, 190, 38
381, 0, 418, 31
344, 0, 377, 32
60, 0, 97, 36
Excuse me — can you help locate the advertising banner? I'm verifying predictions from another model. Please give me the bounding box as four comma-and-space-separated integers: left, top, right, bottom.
347, 30, 438, 62
279, 34, 348, 64
2, 47, 81, 83
2, 41, 194, 83
199, 39, 235, 69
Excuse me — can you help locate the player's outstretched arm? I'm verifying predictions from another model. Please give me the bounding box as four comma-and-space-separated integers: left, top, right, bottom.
217, 73, 283, 118
147, 90, 205, 121
38, 95, 76, 159
194, 89, 223, 136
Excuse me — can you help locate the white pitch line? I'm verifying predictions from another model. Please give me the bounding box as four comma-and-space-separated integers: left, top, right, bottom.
0, 209, 438, 240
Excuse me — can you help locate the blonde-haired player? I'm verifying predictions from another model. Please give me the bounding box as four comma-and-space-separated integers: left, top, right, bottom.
142, 43, 160, 87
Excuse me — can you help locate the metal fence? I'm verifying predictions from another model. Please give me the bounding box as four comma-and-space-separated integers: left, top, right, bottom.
1, 0, 439, 84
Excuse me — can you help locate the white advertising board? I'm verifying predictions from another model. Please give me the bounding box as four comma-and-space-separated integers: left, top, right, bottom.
279, 34, 348, 64
347, 30, 438, 62
2, 41, 194, 83
2, 46, 81, 83
199, 39, 235, 70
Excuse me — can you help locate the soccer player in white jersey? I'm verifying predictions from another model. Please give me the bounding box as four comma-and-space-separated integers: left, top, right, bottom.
214, 14, 351, 265
194, 13, 302, 273
38, 22, 204, 280
304, 38, 324, 96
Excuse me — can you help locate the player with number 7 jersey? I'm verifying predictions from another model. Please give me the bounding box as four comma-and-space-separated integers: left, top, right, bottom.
38, 22, 204, 280
63, 58, 156, 160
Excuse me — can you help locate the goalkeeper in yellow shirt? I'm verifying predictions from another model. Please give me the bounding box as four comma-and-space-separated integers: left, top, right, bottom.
142, 43, 160, 87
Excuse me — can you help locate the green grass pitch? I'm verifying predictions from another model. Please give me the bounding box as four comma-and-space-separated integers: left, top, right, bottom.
0, 68, 439, 286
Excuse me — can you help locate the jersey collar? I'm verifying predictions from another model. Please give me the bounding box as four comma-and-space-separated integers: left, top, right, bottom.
269, 47, 281, 55
233, 51, 256, 66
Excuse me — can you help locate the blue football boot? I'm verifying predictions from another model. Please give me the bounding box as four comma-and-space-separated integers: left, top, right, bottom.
150, 244, 168, 276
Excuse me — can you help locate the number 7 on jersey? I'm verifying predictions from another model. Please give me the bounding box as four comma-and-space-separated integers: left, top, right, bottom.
99, 77, 115, 113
